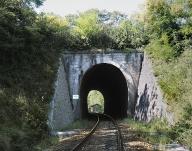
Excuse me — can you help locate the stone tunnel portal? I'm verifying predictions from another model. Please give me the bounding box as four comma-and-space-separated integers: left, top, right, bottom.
80, 63, 128, 118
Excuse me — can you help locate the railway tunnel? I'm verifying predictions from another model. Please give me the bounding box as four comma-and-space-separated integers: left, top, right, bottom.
80, 63, 128, 118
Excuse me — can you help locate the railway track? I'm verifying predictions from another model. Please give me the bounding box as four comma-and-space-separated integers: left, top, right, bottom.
53, 113, 125, 151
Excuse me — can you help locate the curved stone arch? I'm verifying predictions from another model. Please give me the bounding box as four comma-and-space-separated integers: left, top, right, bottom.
103, 61, 136, 89
79, 62, 129, 118
80, 61, 133, 90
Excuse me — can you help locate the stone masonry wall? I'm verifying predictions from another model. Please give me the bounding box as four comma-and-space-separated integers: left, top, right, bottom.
62, 52, 144, 119
48, 60, 74, 130
49, 52, 144, 130
49, 51, 174, 131
135, 53, 174, 124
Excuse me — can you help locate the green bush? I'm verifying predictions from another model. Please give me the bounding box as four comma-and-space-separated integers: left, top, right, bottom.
145, 35, 175, 61
170, 104, 192, 149
146, 48, 192, 147
147, 49, 192, 112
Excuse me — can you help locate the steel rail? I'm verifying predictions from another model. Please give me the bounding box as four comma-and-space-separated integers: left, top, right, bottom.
53, 113, 125, 151
71, 114, 100, 151
53, 115, 100, 151
72, 113, 125, 151
100, 113, 125, 151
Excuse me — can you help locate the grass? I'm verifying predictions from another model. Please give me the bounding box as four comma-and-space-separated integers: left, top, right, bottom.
32, 119, 96, 150
61, 119, 95, 131
33, 136, 59, 151
122, 118, 172, 145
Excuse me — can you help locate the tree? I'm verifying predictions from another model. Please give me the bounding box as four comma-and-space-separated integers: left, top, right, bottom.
145, 0, 176, 37
73, 10, 101, 47
24, 0, 45, 7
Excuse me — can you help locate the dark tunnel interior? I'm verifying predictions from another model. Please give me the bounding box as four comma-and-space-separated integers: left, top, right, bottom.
80, 63, 128, 118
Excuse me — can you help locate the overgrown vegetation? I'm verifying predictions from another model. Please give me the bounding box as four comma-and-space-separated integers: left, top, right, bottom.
123, 118, 172, 145
0, 0, 192, 150
143, 0, 192, 148
170, 104, 192, 148
0, 0, 61, 150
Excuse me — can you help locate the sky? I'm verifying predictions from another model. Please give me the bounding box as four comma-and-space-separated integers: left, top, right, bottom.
37, 0, 145, 16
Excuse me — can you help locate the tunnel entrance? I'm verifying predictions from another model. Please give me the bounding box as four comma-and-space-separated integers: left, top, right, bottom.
80, 63, 128, 118
87, 90, 104, 114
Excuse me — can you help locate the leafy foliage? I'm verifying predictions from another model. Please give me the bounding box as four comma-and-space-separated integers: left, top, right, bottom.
143, 0, 192, 148
170, 104, 192, 149
0, 0, 61, 150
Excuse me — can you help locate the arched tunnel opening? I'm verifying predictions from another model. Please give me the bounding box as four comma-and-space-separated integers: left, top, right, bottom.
87, 90, 104, 114
80, 63, 128, 119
